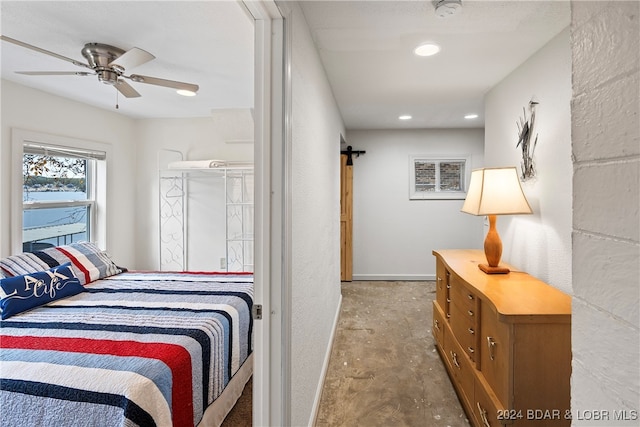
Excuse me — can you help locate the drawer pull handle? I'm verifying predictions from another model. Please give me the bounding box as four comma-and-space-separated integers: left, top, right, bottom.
468, 310, 474, 316
487, 336, 496, 361
467, 347, 475, 354
438, 277, 442, 282
477, 402, 491, 427
446, 298, 451, 303
446, 313, 451, 318
450, 351, 460, 368
468, 328, 475, 335
467, 294, 474, 300
446, 284, 451, 289
434, 319, 440, 331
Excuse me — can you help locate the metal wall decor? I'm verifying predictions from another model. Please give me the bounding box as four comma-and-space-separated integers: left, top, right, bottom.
516, 99, 539, 181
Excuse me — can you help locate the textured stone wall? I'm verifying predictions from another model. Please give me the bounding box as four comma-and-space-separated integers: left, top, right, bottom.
571, 1, 639, 424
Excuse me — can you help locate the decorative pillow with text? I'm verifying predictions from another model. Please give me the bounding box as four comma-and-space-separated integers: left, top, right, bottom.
0, 262, 84, 319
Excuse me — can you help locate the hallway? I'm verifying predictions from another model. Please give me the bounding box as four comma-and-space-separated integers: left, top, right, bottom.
315, 281, 470, 426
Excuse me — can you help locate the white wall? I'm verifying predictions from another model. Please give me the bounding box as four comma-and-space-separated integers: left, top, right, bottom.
0, 80, 137, 267
484, 28, 573, 293
571, 1, 639, 423
346, 129, 484, 280
134, 110, 254, 270
0, 80, 253, 272
289, 3, 345, 425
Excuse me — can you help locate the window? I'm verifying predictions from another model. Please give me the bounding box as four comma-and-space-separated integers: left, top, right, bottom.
12, 130, 108, 254
409, 155, 470, 200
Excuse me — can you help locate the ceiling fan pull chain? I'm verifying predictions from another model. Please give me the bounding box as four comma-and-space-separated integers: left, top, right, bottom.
115, 88, 119, 110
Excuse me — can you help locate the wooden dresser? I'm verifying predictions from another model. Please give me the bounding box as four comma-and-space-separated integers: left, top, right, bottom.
432, 249, 571, 427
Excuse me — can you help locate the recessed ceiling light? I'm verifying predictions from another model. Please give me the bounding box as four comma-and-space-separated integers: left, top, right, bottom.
399, 115, 412, 120
464, 114, 479, 119
414, 43, 441, 57
177, 89, 197, 97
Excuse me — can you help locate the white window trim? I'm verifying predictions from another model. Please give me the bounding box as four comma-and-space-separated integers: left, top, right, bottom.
11, 128, 109, 253
23, 200, 95, 210
409, 155, 471, 200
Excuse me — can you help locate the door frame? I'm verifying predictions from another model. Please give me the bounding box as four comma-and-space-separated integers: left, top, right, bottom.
243, 1, 291, 426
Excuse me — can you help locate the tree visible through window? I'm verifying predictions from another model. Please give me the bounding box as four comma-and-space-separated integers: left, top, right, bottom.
410, 156, 469, 200
22, 147, 98, 252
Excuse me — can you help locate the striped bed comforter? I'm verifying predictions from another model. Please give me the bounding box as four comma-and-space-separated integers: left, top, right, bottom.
0, 271, 253, 427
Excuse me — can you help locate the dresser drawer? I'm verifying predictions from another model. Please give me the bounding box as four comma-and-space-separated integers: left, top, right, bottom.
450, 302, 477, 362
479, 302, 511, 406
474, 374, 507, 427
449, 275, 477, 314
444, 329, 475, 412
432, 301, 446, 349
436, 259, 450, 317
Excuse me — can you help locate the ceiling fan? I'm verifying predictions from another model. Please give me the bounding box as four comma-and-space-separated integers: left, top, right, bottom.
1, 35, 199, 99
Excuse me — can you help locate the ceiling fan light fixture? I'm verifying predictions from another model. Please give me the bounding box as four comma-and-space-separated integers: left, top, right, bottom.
177, 89, 197, 97
414, 43, 440, 57
464, 113, 478, 119
399, 115, 412, 120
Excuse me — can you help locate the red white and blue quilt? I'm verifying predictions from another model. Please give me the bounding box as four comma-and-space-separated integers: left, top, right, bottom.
0, 271, 253, 427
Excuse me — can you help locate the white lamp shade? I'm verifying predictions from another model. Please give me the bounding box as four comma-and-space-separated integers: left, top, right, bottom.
461, 167, 533, 216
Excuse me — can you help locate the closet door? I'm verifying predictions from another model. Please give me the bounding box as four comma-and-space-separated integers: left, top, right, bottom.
340, 153, 353, 281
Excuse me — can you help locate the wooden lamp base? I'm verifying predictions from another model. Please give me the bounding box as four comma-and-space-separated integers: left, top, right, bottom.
479, 263, 510, 274
480, 215, 510, 274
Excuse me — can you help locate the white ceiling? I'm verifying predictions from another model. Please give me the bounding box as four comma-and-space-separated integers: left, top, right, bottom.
1, 1, 570, 128
0, 1, 254, 119
299, 0, 570, 129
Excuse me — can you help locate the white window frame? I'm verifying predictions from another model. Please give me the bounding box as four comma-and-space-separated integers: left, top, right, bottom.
11, 129, 109, 254
409, 155, 471, 200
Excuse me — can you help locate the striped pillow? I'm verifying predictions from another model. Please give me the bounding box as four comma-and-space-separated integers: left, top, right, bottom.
40, 242, 122, 285
0, 242, 122, 285
0, 252, 53, 278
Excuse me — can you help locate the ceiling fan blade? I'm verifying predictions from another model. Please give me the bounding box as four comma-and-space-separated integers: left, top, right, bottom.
127, 74, 199, 93
115, 79, 141, 98
16, 71, 95, 76
109, 47, 155, 71
1, 35, 92, 70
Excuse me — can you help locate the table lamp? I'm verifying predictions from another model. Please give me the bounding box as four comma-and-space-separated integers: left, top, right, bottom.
461, 167, 532, 274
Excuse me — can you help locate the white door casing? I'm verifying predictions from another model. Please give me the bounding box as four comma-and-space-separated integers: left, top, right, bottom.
243, 1, 290, 426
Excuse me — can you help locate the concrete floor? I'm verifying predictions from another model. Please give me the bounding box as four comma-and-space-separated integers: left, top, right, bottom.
315, 281, 471, 427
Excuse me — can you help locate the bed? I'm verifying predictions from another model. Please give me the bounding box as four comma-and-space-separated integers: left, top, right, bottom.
0, 242, 253, 427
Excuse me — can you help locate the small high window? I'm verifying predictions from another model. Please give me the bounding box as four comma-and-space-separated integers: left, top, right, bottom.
409, 155, 470, 200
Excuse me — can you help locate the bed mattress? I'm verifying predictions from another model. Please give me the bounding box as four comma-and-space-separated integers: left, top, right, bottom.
0, 271, 253, 427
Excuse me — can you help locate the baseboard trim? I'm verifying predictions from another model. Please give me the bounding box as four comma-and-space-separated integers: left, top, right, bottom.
351, 274, 436, 281
308, 292, 343, 427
